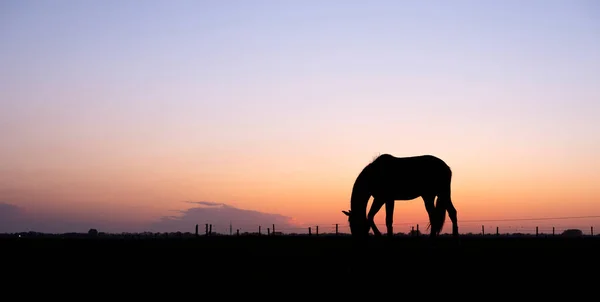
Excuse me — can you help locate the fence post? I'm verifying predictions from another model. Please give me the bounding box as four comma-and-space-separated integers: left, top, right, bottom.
258, 225, 261, 235
335, 224, 339, 235
205, 224, 208, 236
209, 224, 212, 236
267, 228, 270, 236
552, 227, 555, 236
482, 225, 484, 235
308, 227, 312, 236
236, 229, 239, 236
496, 226, 499, 236
316, 226, 319, 236
536, 226, 538, 237
416, 224, 419, 237
273, 224, 276, 235
411, 226, 415, 237
195, 224, 198, 237
592, 226, 594, 236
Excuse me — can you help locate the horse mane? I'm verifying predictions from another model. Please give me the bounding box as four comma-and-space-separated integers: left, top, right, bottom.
349, 153, 388, 211
371, 153, 382, 163
370, 152, 393, 164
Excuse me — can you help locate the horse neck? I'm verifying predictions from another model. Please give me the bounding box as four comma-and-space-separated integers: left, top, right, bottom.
350, 191, 369, 218
350, 166, 372, 217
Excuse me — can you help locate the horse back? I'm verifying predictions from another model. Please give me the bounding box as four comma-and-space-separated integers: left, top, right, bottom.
369, 154, 451, 198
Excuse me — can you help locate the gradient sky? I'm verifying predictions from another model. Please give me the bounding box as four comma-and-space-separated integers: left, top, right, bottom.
1, 0, 599, 234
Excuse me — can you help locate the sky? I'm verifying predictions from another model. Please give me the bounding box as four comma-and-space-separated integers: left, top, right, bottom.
1, 0, 599, 235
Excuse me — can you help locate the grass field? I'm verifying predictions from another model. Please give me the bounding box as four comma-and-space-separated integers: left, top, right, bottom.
3, 233, 598, 298
4, 233, 599, 279
2, 234, 594, 298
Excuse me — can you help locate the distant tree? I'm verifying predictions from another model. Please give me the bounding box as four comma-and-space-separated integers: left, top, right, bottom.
561, 229, 583, 237
88, 228, 98, 237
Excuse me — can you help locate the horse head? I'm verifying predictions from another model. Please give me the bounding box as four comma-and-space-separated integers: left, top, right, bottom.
342, 210, 369, 237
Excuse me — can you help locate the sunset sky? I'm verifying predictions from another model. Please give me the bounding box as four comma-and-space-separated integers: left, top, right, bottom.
1, 0, 599, 235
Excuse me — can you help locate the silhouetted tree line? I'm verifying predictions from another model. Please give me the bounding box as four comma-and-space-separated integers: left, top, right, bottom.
0, 227, 594, 238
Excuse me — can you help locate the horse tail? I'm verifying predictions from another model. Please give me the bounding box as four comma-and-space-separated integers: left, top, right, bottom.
431, 167, 452, 235
431, 201, 448, 235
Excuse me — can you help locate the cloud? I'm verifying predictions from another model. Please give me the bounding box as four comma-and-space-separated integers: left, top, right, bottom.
0, 202, 92, 233
0, 201, 300, 234
149, 201, 299, 234
185, 201, 225, 207
0, 202, 25, 233
0, 202, 143, 234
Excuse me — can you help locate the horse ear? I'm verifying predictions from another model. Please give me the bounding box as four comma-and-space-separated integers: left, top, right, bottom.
342, 210, 351, 216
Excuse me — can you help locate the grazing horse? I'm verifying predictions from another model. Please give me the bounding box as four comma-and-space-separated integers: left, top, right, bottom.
342, 154, 459, 238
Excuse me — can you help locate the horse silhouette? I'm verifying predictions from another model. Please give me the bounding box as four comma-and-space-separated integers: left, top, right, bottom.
342, 154, 459, 238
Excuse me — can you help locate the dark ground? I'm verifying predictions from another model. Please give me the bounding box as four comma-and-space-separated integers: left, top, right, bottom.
3, 234, 598, 295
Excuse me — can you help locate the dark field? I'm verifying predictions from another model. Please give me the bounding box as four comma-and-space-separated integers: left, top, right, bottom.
1, 235, 595, 299
4, 234, 599, 282
3, 234, 599, 298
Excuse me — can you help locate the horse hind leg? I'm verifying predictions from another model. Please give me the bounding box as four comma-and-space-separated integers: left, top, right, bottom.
446, 198, 459, 237
435, 190, 458, 237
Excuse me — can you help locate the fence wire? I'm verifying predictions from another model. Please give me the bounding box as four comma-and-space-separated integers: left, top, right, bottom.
187, 214, 600, 236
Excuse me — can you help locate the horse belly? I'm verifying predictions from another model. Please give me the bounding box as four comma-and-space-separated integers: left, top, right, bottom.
392, 191, 422, 201
372, 180, 423, 201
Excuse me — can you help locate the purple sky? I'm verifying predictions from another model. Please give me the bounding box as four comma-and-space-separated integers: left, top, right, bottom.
1, 1, 599, 234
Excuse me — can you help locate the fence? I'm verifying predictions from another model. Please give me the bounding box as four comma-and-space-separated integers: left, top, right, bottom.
191, 215, 600, 237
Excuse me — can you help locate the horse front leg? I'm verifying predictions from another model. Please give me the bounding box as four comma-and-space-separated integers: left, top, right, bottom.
367, 198, 385, 236
385, 199, 394, 237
